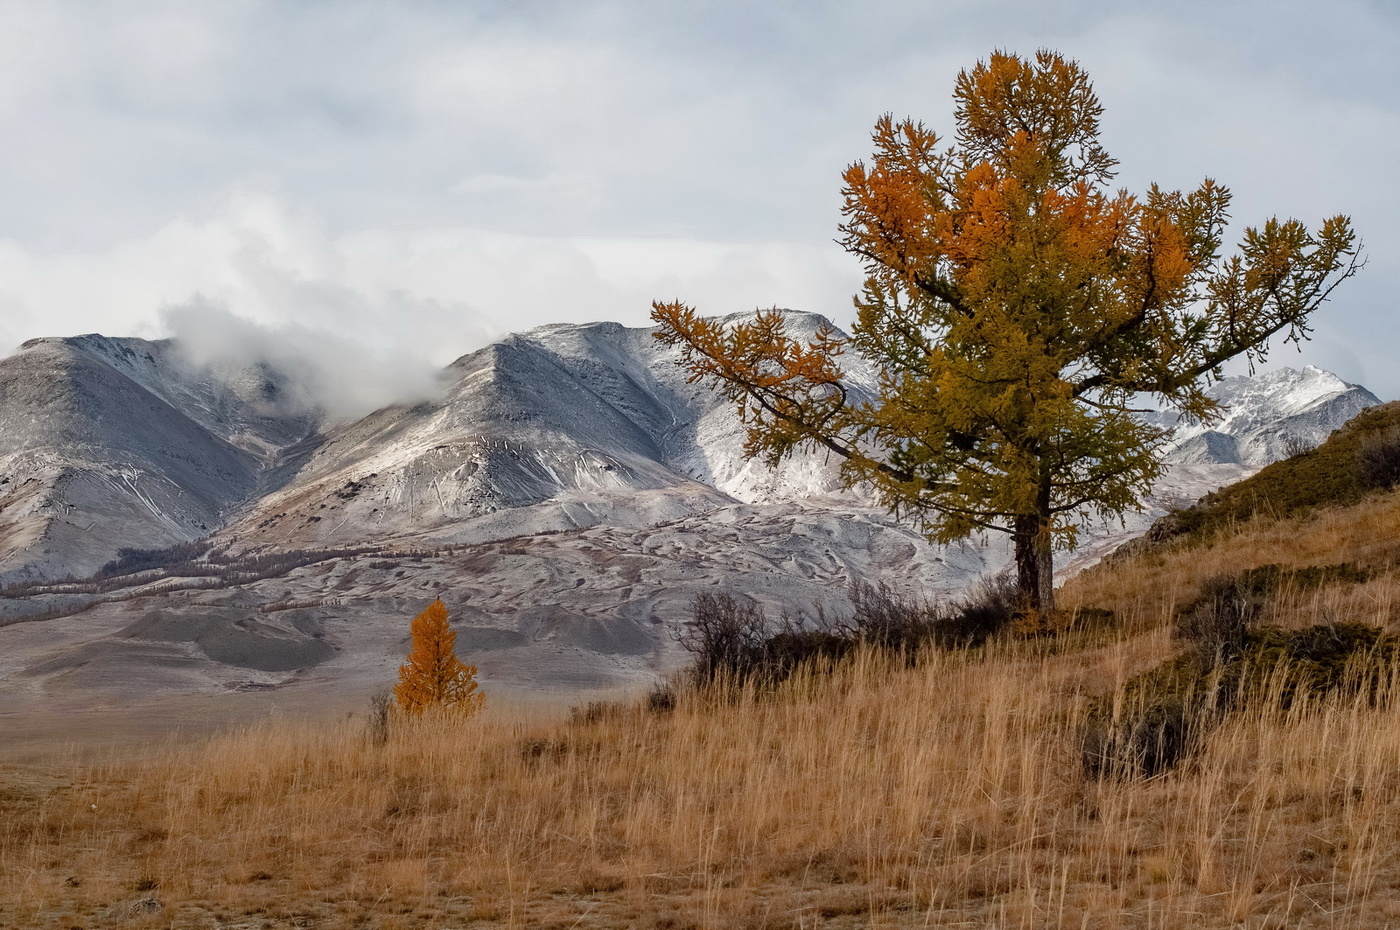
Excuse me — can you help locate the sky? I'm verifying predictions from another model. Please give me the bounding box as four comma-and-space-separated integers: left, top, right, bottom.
0, 0, 1394, 412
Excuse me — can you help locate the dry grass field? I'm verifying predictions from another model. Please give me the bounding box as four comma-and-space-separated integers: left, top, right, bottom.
9, 486, 1400, 929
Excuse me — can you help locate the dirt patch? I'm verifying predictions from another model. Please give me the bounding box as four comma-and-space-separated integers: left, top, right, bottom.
121, 609, 336, 672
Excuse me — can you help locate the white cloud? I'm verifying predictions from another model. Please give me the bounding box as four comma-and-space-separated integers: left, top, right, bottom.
0, 0, 1393, 398
161, 296, 443, 421
0, 190, 864, 416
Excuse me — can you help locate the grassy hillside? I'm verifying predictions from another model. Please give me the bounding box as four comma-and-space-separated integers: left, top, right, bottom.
8, 420, 1400, 928
1141, 400, 1400, 545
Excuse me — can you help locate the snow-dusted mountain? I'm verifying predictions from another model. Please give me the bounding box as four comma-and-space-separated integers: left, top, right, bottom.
1154, 366, 1380, 467
0, 335, 317, 581
3, 318, 1371, 586
224, 312, 874, 554
0, 314, 1383, 719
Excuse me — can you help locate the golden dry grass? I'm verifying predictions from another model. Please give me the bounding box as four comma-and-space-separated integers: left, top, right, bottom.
11, 642, 1400, 929
8, 490, 1400, 929
1060, 487, 1400, 626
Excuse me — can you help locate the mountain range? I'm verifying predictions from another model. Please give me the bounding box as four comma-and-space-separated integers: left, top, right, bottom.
0, 313, 1381, 730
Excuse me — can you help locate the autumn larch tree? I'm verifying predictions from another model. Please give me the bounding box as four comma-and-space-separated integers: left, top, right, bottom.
394, 599, 485, 716
652, 49, 1360, 615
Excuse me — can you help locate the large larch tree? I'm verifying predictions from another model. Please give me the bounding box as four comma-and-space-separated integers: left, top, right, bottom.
652, 50, 1360, 615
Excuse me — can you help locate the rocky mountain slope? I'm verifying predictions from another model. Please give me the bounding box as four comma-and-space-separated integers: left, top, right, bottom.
0, 315, 1382, 720
1153, 365, 1379, 467
224, 313, 875, 554
0, 335, 317, 581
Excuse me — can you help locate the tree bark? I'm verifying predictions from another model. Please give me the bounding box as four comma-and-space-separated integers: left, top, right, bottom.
1012, 477, 1055, 615
1012, 516, 1054, 615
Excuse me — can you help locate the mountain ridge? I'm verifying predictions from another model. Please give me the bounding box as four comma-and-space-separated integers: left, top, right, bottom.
0, 312, 1382, 710
1156, 365, 1379, 467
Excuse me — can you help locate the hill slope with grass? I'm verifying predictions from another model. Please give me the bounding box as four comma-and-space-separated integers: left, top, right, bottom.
1127, 400, 1400, 549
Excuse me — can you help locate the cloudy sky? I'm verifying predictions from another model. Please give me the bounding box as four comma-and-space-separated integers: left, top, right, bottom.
0, 0, 1394, 409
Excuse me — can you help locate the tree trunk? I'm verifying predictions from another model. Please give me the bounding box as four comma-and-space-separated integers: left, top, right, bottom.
1012, 516, 1054, 615
1012, 477, 1055, 615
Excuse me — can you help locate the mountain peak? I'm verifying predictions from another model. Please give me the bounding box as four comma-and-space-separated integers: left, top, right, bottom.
1163, 365, 1380, 467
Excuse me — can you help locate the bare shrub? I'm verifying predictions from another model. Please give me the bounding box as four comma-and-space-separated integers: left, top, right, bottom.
1280, 434, 1315, 459
1173, 574, 1260, 662
841, 575, 1017, 652
676, 592, 769, 685
843, 581, 937, 651
1357, 427, 1400, 491
568, 699, 628, 726
645, 679, 677, 714
944, 573, 1020, 645
761, 623, 854, 678
678, 577, 1028, 691
571, 677, 680, 724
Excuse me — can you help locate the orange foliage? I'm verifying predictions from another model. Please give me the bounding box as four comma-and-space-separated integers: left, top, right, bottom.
393, 599, 484, 716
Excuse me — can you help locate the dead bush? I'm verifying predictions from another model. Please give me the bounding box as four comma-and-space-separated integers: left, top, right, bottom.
676, 592, 770, 685
1173, 575, 1260, 662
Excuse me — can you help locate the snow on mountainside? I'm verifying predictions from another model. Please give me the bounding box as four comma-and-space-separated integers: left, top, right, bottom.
225, 312, 874, 551
0, 336, 318, 580
0, 319, 1378, 586
1152, 366, 1380, 467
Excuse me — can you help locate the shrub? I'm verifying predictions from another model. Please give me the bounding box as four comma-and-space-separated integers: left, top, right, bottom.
1082, 652, 1226, 780
1357, 427, 1400, 491
645, 680, 677, 714
761, 626, 856, 677
568, 699, 628, 726
1289, 562, 1374, 589
1240, 622, 1398, 707
842, 575, 1019, 650
678, 578, 1031, 694
944, 574, 1020, 644
678, 577, 1040, 692
1173, 575, 1261, 662
676, 593, 770, 685
842, 581, 938, 651
571, 678, 680, 725
1173, 564, 1374, 662
1281, 434, 1316, 459
1087, 616, 1400, 780
1088, 566, 1397, 779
